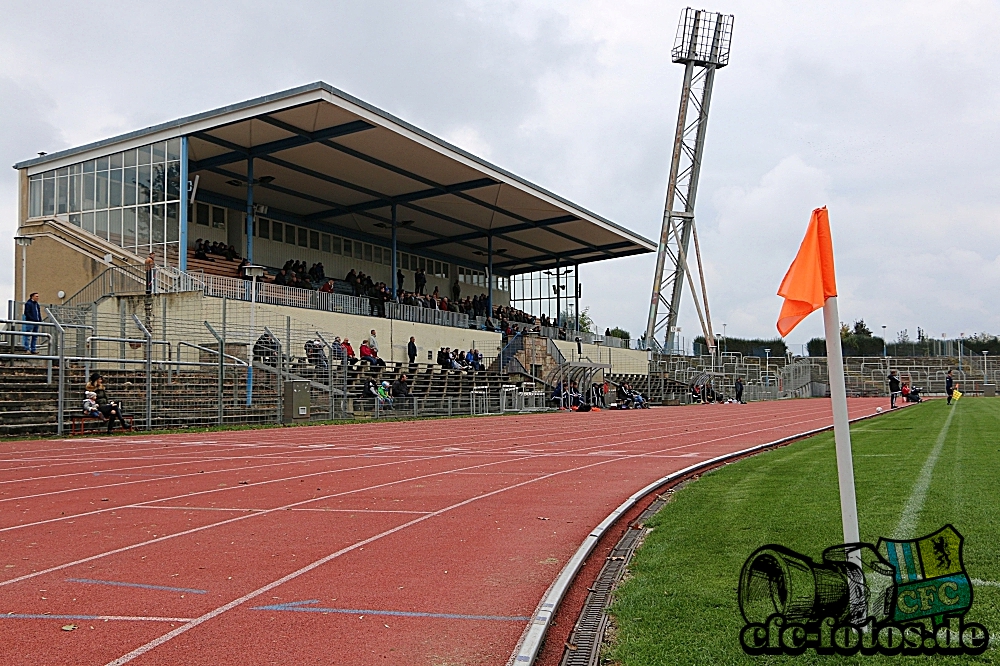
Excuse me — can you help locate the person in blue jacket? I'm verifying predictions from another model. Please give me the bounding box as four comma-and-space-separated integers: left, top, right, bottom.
22, 292, 42, 354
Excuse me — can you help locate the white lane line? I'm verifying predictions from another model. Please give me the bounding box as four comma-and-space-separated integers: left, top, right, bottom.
972, 579, 1000, 587
101, 403, 867, 666
892, 407, 955, 539
0, 613, 194, 622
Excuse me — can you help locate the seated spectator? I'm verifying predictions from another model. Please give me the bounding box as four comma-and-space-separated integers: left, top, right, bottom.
304, 339, 328, 371
341, 338, 358, 364
226, 244, 240, 261
617, 383, 633, 409
253, 332, 281, 366
319, 279, 334, 293
391, 375, 410, 399
362, 378, 379, 404
359, 341, 386, 367
377, 381, 394, 408
82, 391, 103, 419
273, 269, 288, 286
194, 239, 212, 261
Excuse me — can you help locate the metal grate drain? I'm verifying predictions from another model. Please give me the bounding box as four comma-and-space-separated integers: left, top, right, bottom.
559, 496, 668, 666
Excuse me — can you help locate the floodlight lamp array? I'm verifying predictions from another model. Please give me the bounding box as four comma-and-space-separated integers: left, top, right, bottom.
672, 8, 733, 68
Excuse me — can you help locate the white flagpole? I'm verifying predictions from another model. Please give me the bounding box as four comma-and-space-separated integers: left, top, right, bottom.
822, 295, 860, 545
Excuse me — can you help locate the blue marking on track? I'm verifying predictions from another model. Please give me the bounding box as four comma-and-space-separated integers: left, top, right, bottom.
252, 599, 530, 621
67, 578, 207, 594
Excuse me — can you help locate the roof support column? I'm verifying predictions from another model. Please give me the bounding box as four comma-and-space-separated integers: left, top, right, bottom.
487, 233, 494, 318
555, 257, 561, 328
179, 136, 189, 271
391, 204, 398, 300
574, 263, 580, 332
246, 157, 254, 263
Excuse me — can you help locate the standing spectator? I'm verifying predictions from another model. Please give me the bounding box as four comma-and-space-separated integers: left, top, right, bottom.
368, 329, 379, 356
946, 370, 954, 405
414, 267, 427, 295
397, 268, 405, 294
888, 370, 901, 409
734, 377, 745, 404
21, 292, 42, 354
144, 252, 156, 294
407, 336, 417, 365
451, 279, 461, 303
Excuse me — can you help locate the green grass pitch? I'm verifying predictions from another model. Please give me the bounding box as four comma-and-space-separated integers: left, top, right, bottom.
606, 398, 1000, 665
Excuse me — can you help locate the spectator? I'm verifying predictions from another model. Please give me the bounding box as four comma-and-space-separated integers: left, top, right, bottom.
305, 339, 328, 371
253, 332, 281, 366
319, 279, 334, 293
391, 374, 410, 399
415, 268, 427, 295
368, 329, 379, 356
407, 336, 417, 365
735, 377, 745, 403
194, 239, 211, 261
888, 370, 901, 409
226, 244, 239, 261
144, 252, 156, 294
341, 338, 358, 364
86, 372, 131, 434
21, 292, 42, 354
452, 279, 461, 302
377, 380, 394, 408
273, 269, 288, 286
82, 391, 102, 419
397, 269, 405, 293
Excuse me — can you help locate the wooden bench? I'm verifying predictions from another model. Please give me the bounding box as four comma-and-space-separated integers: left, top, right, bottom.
70, 413, 135, 435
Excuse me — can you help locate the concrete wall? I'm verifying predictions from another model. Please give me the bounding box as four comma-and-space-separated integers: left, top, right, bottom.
552, 339, 650, 375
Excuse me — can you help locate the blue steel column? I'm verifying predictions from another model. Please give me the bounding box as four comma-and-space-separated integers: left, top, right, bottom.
245, 157, 254, 406
487, 234, 493, 317
391, 204, 398, 300
178, 136, 189, 271
246, 158, 254, 263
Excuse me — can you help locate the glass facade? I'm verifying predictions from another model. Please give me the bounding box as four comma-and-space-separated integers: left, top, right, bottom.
511, 267, 578, 325
28, 138, 183, 265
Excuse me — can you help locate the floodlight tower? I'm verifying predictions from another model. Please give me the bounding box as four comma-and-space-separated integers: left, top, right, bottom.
644, 8, 733, 352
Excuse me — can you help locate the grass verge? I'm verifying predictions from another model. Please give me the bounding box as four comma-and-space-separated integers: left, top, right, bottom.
606, 398, 1000, 665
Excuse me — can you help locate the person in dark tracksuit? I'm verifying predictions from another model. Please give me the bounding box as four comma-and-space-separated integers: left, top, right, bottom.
946, 370, 955, 405
407, 336, 417, 365
734, 377, 745, 404
22, 292, 42, 354
888, 370, 901, 409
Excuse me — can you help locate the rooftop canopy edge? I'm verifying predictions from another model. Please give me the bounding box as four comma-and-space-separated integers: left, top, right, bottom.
14, 82, 654, 276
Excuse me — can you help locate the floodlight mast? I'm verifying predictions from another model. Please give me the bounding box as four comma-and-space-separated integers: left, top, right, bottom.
644, 8, 733, 353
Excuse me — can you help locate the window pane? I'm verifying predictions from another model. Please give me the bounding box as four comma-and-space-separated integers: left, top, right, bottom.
342, 240, 351, 257
443, 264, 449, 278
373, 246, 382, 264
83, 160, 95, 173
166, 138, 181, 161
288, 226, 298, 246
109, 208, 122, 245
69, 213, 81, 227
196, 202, 209, 226
124, 149, 137, 168
152, 205, 165, 243
109, 169, 122, 207
296, 227, 306, 247
321, 234, 330, 252
401, 254, 409, 270
110, 152, 123, 169
57, 175, 68, 214
258, 218, 269, 240
96, 170, 109, 209
152, 141, 166, 163
123, 207, 136, 246
43, 176, 55, 216
137, 165, 151, 204
385, 249, 393, 265
364, 244, 372, 262
272, 221, 282, 243
137, 206, 150, 245
29, 177, 42, 217
434, 261, 441, 276
355, 242, 363, 260
166, 161, 180, 200
309, 230, 319, 250
331, 237, 341, 254
82, 212, 95, 233
95, 210, 109, 239
123, 166, 137, 206
151, 164, 165, 203
166, 203, 179, 242
138, 145, 151, 165
419, 257, 426, 271
212, 206, 226, 229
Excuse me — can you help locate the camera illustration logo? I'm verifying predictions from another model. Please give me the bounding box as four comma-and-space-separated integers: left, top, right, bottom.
738, 525, 989, 655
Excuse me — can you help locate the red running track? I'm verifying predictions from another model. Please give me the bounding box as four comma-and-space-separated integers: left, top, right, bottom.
0, 398, 885, 665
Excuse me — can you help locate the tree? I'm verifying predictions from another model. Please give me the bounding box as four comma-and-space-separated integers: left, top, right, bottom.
896, 329, 910, 344
577, 307, 594, 334
607, 327, 630, 340
852, 319, 873, 337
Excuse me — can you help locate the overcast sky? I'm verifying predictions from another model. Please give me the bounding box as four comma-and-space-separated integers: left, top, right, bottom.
3, 1, 999, 350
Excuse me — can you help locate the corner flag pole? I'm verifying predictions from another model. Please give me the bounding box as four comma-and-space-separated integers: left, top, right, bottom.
822, 296, 860, 545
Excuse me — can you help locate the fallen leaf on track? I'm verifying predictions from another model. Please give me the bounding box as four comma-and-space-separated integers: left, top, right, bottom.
61, 624, 76, 631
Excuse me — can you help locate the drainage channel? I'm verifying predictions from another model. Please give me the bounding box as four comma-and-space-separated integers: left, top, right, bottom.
557, 492, 669, 666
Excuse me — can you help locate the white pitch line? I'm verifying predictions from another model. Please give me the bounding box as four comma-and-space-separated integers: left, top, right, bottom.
972, 579, 1000, 588
892, 407, 955, 539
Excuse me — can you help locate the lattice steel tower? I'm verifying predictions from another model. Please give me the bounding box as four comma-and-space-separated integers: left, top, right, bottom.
644, 8, 733, 352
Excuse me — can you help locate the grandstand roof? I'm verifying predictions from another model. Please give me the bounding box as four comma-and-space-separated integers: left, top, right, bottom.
14, 82, 655, 275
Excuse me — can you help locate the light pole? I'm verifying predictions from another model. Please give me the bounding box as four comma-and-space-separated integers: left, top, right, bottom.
14, 236, 33, 303
764, 348, 771, 387
983, 351, 989, 384
722, 323, 727, 353
244, 265, 267, 406
881, 325, 887, 357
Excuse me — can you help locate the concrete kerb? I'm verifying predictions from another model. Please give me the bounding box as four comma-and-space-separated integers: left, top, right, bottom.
506, 403, 905, 666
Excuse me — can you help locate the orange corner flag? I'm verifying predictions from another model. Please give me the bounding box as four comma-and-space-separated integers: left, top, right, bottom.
776, 207, 838, 337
